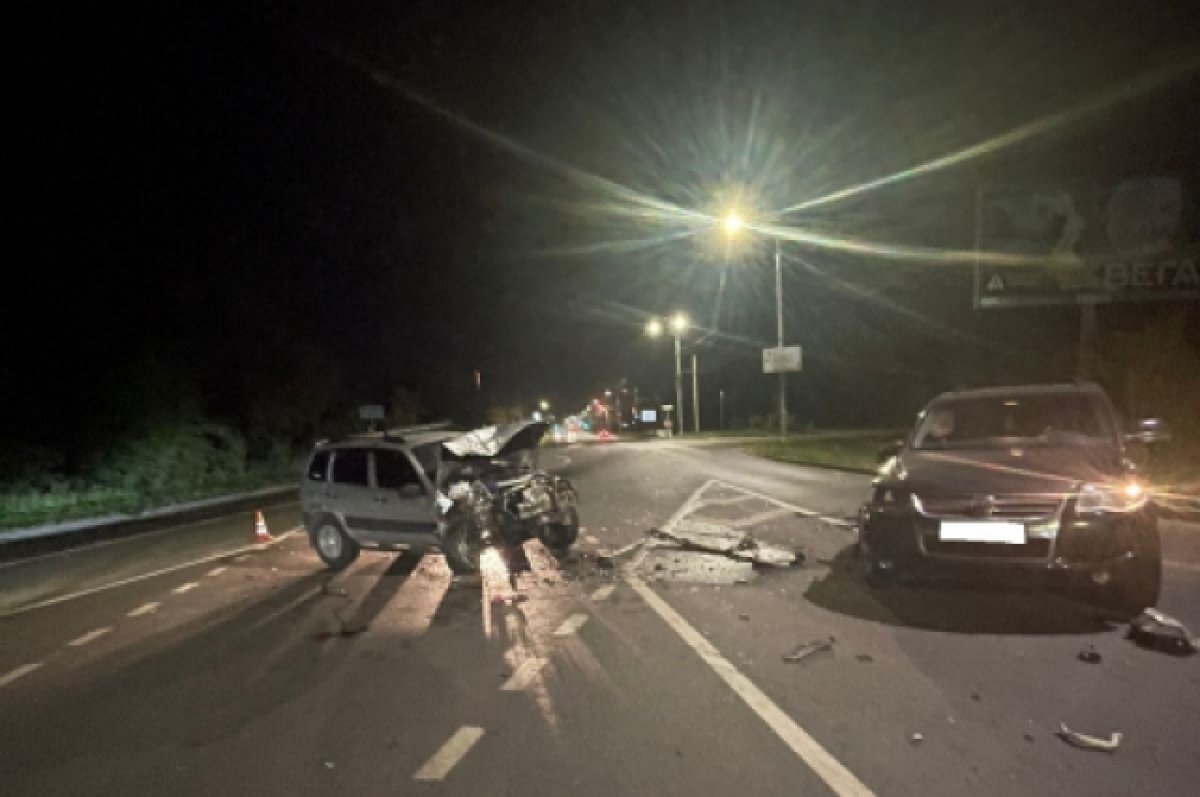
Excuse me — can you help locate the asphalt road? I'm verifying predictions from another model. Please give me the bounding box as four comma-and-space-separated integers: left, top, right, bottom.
2, 440, 1197, 796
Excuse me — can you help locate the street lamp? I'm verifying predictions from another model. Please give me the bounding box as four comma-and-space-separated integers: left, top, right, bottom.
538, 399, 550, 412
722, 211, 788, 437
646, 312, 689, 436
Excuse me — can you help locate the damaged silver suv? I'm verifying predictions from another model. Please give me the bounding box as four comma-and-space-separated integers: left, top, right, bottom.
300, 421, 579, 573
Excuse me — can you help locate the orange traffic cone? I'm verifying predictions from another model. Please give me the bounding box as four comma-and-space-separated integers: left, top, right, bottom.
253, 510, 272, 542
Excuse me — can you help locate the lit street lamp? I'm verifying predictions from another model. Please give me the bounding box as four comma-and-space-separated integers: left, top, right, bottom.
723, 211, 788, 437
647, 312, 690, 435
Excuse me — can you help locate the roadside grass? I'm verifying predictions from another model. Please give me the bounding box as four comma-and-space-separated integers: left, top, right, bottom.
0, 464, 297, 531
742, 433, 897, 473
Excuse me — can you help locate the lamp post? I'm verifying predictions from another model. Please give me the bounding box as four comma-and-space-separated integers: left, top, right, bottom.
723, 212, 788, 437
646, 313, 690, 436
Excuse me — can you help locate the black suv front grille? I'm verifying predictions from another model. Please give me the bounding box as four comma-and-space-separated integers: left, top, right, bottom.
916, 494, 1061, 520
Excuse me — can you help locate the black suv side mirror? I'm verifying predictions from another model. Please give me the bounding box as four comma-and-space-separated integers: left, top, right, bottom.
1125, 418, 1171, 445
877, 439, 904, 462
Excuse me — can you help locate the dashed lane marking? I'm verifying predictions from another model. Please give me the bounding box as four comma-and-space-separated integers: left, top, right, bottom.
500, 657, 547, 691
0, 662, 44, 688
172, 582, 200, 595
127, 601, 160, 617
413, 726, 485, 781
0, 528, 299, 619
206, 566, 227, 577
553, 613, 589, 637
1165, 559, 1200, 573
590, 584, 616, 602
704, 480, 855, 528
67, 627, 112, 647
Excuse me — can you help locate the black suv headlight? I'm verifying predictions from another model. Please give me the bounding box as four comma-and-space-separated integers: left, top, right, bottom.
1075, 480, 1148, 513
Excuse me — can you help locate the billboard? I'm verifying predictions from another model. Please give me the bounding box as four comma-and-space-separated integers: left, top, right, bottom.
975, 177, 1200, 307
762, 346, 803, 373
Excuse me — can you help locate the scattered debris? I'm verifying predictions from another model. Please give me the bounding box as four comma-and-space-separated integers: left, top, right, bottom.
970, 693, 982, 702
654, 520, 803, 568
313, 609, 368, 640
738, 613, 750, 621
855, 654, 874, 663
324, 761, 335, 770
640, 550, 758, 584
782, 637, 835, 664
1023, 733, 1035, 743
1057, 723, 1122, 753
319, 582, 348, 598
910, 733, 924, 745
1127, 609, 1198, 655
489, 592, 528, 606
1077, 645, 1102, 664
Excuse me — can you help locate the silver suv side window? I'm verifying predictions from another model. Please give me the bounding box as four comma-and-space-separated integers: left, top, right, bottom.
331, 448, 369, 487
306, 450, 331, 482
374, 449, 421, 490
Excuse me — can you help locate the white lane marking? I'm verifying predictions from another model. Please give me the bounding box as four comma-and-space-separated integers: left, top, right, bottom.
0, 528, 300, 619
413, 726, 485, 781
553, 613, 589, 637
1165, 559, 1200, 574
173, 581, 200, 595
500, 657, 547, 691
206, 566, 227, 577
626, 575, 877, 797
0, 501, 300, 570
232, 554, 249, 563
0, 662, 44, 687
127, 601, 161, 617
730, 506, 800, 529
710, 480, 855, 528
590, 584, 616, 602
67, 627, 112, 647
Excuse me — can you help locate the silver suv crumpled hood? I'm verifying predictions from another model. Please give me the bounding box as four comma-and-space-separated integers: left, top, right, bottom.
441, 421, 549, 459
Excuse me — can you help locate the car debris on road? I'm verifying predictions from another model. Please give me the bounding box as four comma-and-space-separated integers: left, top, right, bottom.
1127, 608, 1198, 655
1057, 723, 1122, 752
782, 637, 835, 664
1077, 645, 1102, 664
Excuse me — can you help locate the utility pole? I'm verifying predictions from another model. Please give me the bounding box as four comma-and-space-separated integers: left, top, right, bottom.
719, 389, 725, 431
691, 353, 700, 434
674, 332, 684, 436
775, 238, 788, 437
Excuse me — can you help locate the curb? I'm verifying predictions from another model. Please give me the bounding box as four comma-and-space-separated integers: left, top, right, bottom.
0, 484, 297, 547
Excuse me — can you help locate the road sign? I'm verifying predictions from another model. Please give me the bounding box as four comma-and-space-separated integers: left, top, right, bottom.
975, 177, 1200, 308
358, 405, 385, 422
762, 346, 802, 374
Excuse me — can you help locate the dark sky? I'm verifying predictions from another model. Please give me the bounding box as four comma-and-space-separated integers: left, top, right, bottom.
8, 1, 1200, 453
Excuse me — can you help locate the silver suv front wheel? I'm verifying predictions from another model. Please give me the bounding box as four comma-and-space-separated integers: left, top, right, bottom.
311, 517, 360, 571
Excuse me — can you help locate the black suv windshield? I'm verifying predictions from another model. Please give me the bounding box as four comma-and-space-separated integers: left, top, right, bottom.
912, 393, 1115, 450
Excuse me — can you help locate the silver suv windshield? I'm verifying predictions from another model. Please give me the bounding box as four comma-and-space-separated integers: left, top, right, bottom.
912, 393, 1115, 450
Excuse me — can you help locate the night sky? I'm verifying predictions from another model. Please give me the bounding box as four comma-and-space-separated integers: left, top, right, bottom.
8, 1, 1199, 460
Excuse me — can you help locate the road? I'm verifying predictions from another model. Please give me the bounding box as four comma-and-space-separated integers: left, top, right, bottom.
2, 440, 1197, 796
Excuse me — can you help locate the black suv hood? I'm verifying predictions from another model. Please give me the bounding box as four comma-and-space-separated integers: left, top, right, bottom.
897, 445, 1123, 497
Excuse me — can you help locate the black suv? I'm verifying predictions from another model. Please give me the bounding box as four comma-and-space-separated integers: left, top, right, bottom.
858, 383, 1167, 613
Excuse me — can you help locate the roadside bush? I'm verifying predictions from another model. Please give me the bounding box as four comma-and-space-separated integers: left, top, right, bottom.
91, 423, 247, 502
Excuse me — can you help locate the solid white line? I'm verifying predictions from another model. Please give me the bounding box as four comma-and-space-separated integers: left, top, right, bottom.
0, 528, 300, 619
730, 506, 800, 529
590, 584, 616, 602
413, 726, 485, 781
206, 566, 227, 577
0, 662, 44, 687
1164, 559, 1200, 574
713, 480, 856, 529
553, 613, 589, 637
626, 575, 877, 797
127, 601, 160, 617
172, 581, 200, 595
68, 627, 112, 647
500, 657, 547, 691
